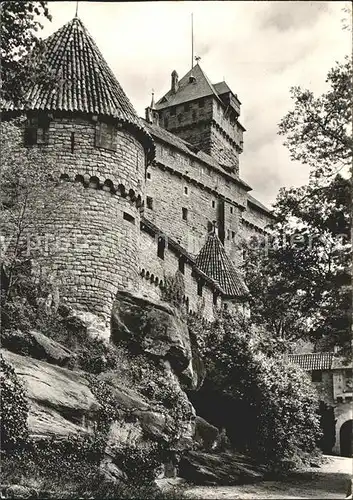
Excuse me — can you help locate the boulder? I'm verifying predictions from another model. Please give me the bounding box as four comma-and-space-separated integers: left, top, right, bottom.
99, 458, 127, 484
60, 306, 110, 343
98, 372, 150, 411
1, 349, 100, 437
194, 416, 219, 451
179, 450, 266, 485
1, 330, 73, 367
2, 485, 38, 499
112, 291, 192, 374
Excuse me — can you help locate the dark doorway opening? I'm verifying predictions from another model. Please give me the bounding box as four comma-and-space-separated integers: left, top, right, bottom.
340, 420, 352, 457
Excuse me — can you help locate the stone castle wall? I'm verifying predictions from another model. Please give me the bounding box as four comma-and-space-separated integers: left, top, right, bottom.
8, 115, 146, 323
139, 229, 216, 322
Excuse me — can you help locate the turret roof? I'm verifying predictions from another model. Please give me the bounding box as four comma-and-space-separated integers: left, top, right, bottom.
3, 17, 153, 148
195, 231, 249, 298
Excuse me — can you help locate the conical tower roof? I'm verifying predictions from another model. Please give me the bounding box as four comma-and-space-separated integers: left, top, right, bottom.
4, 17, 154, 155
195, 231, 248, 298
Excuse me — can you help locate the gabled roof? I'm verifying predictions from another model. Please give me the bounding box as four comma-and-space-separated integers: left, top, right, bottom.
3, 17, 152, 143
195, 231, 249, 298
287, 353, 334, 371
155, 63, 222, 110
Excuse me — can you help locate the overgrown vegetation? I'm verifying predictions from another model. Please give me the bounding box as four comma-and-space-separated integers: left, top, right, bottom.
0, 354, 29, 452
188, 312, 322, 472
243, 58, 352, 355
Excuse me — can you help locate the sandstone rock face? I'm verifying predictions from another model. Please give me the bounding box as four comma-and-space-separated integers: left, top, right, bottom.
112, 291, 192, 377
60, 305, 111, 343
1, 349, 100, 437
1, 330, 73, 367
179, 450, 266, 485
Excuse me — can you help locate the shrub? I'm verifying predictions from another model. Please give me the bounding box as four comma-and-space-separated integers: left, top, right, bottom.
188, 312, 322, 471
161, 271, 185, 309
112, 442, 164, 485
0, 354, 29, 451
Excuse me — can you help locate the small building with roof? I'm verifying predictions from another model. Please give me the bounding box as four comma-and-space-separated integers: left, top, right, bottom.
288, 352, 353, 457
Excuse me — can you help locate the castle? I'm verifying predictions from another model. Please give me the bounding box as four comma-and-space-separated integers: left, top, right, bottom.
3, 17, 274, 328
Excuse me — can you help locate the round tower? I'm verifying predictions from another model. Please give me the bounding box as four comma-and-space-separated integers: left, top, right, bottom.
3, 18, 155, 331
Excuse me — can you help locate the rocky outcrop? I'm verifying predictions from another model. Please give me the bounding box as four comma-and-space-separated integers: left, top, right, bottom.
179, 450, 266, 485
112, 291, 192, 375
1, 330, 73, 367
1, 349, 100, 437
59, 305, 111, 343
194, 416, 219, 451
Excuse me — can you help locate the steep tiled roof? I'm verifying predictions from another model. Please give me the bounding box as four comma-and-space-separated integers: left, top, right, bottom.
3, 17, 153, 150
155, 63, 222, 110
142, 119, 251, 191
195, 232, 249, 298
287, 353, 334, 371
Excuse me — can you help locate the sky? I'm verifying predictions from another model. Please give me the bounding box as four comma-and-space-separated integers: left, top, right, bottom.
40, 1, 351, 207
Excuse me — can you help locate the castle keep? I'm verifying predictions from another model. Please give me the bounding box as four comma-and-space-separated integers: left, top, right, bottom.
3, 17, 273, 327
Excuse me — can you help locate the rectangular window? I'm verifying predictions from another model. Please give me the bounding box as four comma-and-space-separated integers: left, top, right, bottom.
213, 293, 218, 305
311, 370, 322, 382
147, 172, 151, 180
184, 186, 188, 195
146, 196, 153, 210
197, 281, 203, 297
212, 200, 216, 208
230, 206, 233, 214
232, 231, 235, 239
157, 237, 165, 260
123, 212, 135, 224
24, 115, 50, 145
182, 207, 188, 221
178, 257, 185, 275
206, 168, 211, 176
227, 229, 230, 240
95, 122, 116, 151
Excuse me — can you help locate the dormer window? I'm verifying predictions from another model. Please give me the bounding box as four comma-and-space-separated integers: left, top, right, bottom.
24, 114, 50, 145
95, 122, 116, 151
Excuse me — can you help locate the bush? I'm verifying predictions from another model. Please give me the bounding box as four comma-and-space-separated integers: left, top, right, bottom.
188, 312, 322, 471
161, 271, 185, 309
0, 354, 29, 451
112, 442, 164, 485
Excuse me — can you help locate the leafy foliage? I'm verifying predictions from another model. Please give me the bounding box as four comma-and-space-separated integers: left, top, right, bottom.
161, 271, 186, 309
189, 312, 322, 471
243, 58, 352, 353
112, 442, 164, 485
0, 354, 29, 451
1, 1, 53, 105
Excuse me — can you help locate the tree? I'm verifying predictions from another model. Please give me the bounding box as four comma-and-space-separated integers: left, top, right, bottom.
243, 59, 352, 354
1, 1, 52, 105
188, 312, 322, 470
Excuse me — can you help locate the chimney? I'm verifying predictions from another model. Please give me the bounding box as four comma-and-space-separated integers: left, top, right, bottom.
171, 70, 179, 93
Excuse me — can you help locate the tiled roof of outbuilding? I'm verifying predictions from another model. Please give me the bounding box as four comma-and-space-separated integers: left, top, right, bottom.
3, 17, 153, 151
287, 353, 334, 371
195, 231, 249, 298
